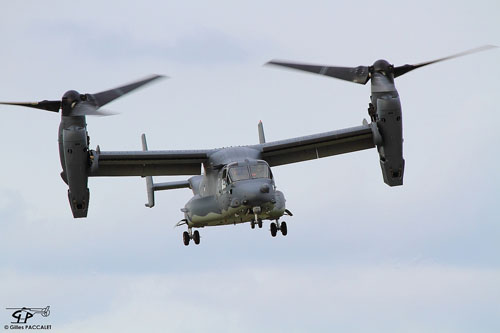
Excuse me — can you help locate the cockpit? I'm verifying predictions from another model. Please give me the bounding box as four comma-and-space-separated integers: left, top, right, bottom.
222, 160, 272, 185
229, 163, 270, 182
215, 159, 279, 211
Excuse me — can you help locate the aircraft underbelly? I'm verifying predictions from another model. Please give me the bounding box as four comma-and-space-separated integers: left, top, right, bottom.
187, 191, 286, 227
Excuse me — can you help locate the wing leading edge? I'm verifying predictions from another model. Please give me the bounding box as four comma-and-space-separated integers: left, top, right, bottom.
258, 125, 376, 167
89, 149, 210, 177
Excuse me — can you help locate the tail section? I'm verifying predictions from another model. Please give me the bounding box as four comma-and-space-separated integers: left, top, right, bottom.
258, 121, 266, 144
141, 134, 156, 207
141, 134, 190, 208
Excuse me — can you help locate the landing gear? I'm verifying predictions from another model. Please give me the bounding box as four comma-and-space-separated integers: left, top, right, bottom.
270, 220, 287, 237
183, 231, 190, 246
270, 222, 277, 237
193, 230, 200, 245
281, 221, 287, 236
182, 227, 201, 246
250, 218, 263, 229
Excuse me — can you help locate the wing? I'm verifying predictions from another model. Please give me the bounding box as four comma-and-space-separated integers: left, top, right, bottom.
258, 125, 376, 167
89, 149, 210, 177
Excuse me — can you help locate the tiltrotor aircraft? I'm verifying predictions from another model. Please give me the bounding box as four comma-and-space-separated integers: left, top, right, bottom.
1, 46, 494, 246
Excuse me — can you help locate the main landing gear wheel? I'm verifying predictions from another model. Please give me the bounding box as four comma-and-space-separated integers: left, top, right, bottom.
258, 218, 263, 228
270, 222, 277, 237
281, 221, 287, 236
183, 231, 190, 246
193, 230, 200, 245
251, 220, 256, 229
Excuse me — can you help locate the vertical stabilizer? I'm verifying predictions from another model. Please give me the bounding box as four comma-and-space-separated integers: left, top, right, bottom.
258, 121, 266, 144
141, 134, 155, 207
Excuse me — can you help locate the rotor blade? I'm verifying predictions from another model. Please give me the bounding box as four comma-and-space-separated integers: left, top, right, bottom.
90, 74, 165, 108
394, 45, 497, 78
267, 60, 370, 84
0, 100, 61, 112
71, 103, 118, 117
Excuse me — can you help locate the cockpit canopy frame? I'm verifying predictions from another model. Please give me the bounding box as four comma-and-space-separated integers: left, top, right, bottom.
222, 160, 272, 184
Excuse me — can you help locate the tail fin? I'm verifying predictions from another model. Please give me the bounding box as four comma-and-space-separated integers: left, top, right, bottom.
258, 120, 266, 144
141, 134, 191, 208
142, 134, 155, 207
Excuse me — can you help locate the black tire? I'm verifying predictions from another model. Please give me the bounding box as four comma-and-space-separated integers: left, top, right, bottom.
258, 219, 263, 228
251, 220, 255, 229
193, 230, 200, 245
270, 222, 277, 237
183, 231, 190, 246
281, 221, 288, 236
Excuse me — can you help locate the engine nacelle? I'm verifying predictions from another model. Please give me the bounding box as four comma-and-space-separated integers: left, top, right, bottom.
59, 117, 90, 218
375, 96, 404, 186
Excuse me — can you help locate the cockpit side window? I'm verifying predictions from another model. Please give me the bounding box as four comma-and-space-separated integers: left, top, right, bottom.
221, 168, 228, 191
249, 164, 270, 179
229, 166, 250, 182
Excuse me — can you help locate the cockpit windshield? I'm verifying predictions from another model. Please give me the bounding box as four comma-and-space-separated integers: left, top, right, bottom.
249, 164, 269, 179
229, 166, 250, 182
228, 162, 271, 182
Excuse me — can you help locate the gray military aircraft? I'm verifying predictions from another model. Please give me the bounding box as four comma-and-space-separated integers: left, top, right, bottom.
1, 46, 495, 246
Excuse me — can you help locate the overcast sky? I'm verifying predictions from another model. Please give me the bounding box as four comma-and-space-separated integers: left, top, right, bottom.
1, 1, 499, 332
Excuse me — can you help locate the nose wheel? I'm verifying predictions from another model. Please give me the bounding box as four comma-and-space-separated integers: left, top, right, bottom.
270, 220, 287, 237
183, 228, 200, 246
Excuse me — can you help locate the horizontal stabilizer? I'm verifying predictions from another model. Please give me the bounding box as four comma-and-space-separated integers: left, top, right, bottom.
153, 180, 190, 191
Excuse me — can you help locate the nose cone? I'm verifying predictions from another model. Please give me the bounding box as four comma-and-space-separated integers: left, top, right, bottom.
232, 179, 274, 207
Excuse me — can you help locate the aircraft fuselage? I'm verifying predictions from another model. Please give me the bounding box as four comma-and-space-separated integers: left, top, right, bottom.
181, 147, 287, 228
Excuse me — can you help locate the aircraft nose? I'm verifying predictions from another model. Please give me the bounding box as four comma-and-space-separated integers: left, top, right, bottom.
235, 180, 274, 207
